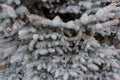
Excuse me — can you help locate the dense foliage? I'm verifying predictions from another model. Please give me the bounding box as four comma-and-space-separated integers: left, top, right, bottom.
0, 0, 120, 80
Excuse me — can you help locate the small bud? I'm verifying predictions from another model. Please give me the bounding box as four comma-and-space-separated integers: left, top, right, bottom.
64, 72, 69, 80
48, 48, 55, 53
47, 65, 52, 72
69, 71, 78, 77
37, 64, 42, 70
39, 35, 44, 40
87, 64, 99, 71
33, 34, 39, 40
54, 69, 60, 78
51, 34, 57, 40
35, 49, 48, 55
